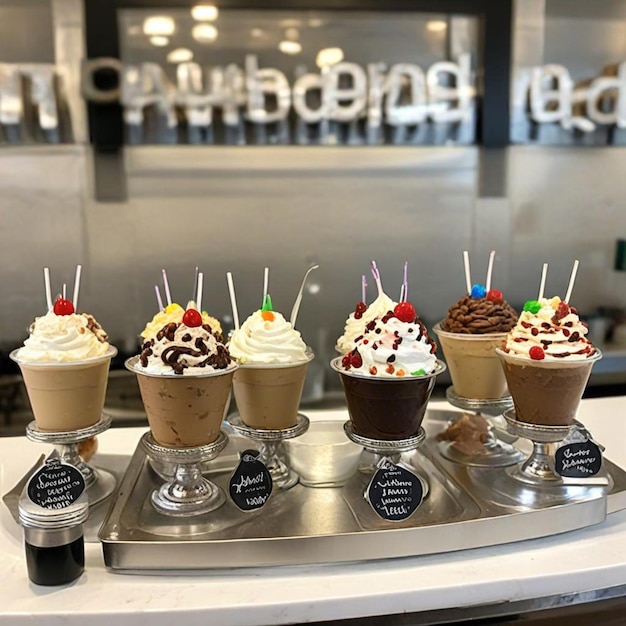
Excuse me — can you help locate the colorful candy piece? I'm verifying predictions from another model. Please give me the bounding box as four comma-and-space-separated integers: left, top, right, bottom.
261, 294, 273, 312
523, 300, 541, 314
486, 289, 503, 304
529, 346, 545, 360
470, 284, 486, 299
354, 301, 367, 320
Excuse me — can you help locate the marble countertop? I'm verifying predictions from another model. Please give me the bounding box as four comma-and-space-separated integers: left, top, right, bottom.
1, 397, 626, 625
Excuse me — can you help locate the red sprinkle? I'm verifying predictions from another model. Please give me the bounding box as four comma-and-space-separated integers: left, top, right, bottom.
529, 346, 545, 360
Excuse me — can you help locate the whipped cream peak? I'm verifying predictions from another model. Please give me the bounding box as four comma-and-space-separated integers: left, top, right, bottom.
18, 311, 110, 363
340, 306, 438, 378
336, 290, 397, 353
228, 309, 309, 364
502, 296, 596, 361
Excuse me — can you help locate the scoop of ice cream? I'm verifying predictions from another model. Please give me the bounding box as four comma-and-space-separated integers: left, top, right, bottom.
502, 296, 596, 361
340, 303, 437, 378
441, 292, 518, 334
139, 321, 231, 375
141, 302, 222, 340
18, 311, 110, 362
228, 309, 308, 364
336, 290, 397, 353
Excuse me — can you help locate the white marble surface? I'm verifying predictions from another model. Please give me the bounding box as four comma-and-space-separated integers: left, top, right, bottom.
1, 397, 626, 625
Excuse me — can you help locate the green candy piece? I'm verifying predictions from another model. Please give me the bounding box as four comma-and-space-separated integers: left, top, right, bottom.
523, 300, 541, 314
261, 294, 273, 312
411, 369, 426, 376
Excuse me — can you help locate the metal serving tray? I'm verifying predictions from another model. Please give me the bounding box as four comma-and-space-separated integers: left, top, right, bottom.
99, 410, 626, 571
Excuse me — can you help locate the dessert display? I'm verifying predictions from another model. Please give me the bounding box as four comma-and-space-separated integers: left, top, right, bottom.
10, 266, 117, 432
227, 268, 314, 430
127, 270, 236, 448
498, 293, 600, 426
333, 264, 445, 441
434, 251, 517, 400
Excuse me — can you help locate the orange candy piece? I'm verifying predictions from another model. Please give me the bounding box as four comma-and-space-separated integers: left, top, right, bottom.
261, 310, 275, 322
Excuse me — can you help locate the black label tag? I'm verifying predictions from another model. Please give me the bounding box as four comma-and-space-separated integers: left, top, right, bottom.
27, 459, 85, 510
366, 459, 423, 522
229, 450, 273, 511
556, 440, 603, 478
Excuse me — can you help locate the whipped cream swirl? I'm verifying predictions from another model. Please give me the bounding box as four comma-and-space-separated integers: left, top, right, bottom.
336, 291, 397, 353
18, 311, 110, 362
141, 302, 222, 340
341, 311, 438, 378
503, 296, 596, 360
139, 322, 231, 375
229, 310, 308, 364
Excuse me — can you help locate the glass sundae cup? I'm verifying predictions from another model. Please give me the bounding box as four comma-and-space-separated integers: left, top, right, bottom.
433, 323, 508, 399
125, 356, 238, 448
233, 351, 314, 430
496, 348, 602, 426
11, 346, 117, 432
331, 357, 446, 440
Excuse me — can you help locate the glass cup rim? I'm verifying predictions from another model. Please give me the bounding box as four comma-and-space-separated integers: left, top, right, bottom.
432, 321, 510, 340
10, 345, 117, 368
330, 356, 446, 381
233, 348, 314, 369
125, 354, 239, 379
495, 347, 603, 367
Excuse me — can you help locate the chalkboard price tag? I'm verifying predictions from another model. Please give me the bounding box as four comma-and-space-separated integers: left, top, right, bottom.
366, 459, 423, 522
229, 450, 273, 511
26, 458, 85, 510
556, 440, 602, 478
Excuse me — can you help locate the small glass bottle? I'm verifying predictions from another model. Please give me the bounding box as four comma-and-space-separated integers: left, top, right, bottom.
19, 459, 88, 586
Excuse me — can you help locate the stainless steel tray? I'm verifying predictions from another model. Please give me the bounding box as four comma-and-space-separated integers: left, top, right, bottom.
99, 410, 626, 571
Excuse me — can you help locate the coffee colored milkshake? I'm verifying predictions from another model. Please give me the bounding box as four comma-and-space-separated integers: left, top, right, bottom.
228, 295, 313, 430
435, 287, 518, 400
127, 305, 236, 448
497, 296, 601, 426
11, 280, 116, 432
334, 300, 445, 440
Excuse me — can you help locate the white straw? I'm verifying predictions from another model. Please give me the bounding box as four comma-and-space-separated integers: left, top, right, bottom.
463, 251, 472, 294
399, 284, 405, 302
155, 285, 164, 311
191, 266, 199, 302
290, 264, 319, 327
538, 263, 548, 300
263, 267, 269, 303
564, 259, 579, 303
72, 264, 82, 310
196, 272, 204, 312
226, 272, 240, 330
161, 269, 172, 306
62, 283, 67, 299
485, 250, 495, 292
43, 267, 53, 311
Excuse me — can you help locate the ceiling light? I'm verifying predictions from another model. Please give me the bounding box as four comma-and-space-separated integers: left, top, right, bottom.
279, 40, 302, 55
149, 36, 170, 47
167, 48, 194, 63
191, 4, 218, 21
285, 27, 299, 41
192, 23, 218, 42
426, 20, 447, 33
308, 18, 324, 28
280, 19, 302, 28
316, 47, 344, 68
143, 16, 175, 36
251, 28, 264, 38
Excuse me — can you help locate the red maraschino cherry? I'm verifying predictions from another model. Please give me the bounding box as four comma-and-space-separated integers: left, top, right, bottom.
393, 302, 416, 323
182, 308, 202, 327
53, 297, 75, 316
